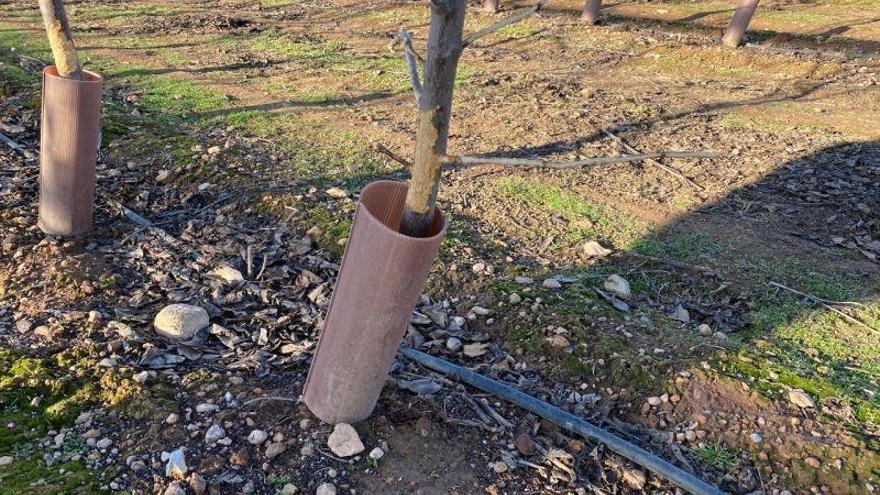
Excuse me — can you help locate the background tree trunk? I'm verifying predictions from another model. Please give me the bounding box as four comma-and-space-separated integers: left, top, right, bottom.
400, 0, 467, 238
38, 0, 82, 79
721, 0, 759, 48
483, 0, 499, 13
582, 0, 602, 24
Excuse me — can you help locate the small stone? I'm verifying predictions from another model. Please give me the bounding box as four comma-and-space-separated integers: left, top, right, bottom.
750, 432, 763, 444
508, 293, 522, 304
446, 337, 463, 352
96, 438, 113, 449
156, 170, 171, 182
368, 447, 384, 460
515, 276, 534, 285
548, 335, 570, 350
805, 457, 821, 469
189, 473, 207, 495
164, 481, 187, 495
98, 358, 117, 368
582, 241, 612, 258
325, 187, 348, 199
647, 396, 661, 406
205, 424, 225, 444
265, 442, 288, 460
515, 434, 536, 455
542, 279, 562, 290
0, 456, 13, 466
713, 331, 727, 341
471, 305, 491, 316
196, 403, 219, 414
327, 423, 364, 457
621, 467, 646, 490
280, 484, 298, 495
165, 448, 187, 479
165, 413, 179, 424
247, 429, 268, 445
83, 429, 101, 439
15, 319, 31, 333
492, 460, 508, 474
207, 265, 245, 284
207, 146, 221, 155
471, 262, 486, 273
133, 371, 152, 383
697, 324, 712, 336
787, 389, 815, 409
316, 483, 337, 495
603, 274, 631, 300
30, 396, 41, 407
75, 411, 92, 425
154, 304, 210, 342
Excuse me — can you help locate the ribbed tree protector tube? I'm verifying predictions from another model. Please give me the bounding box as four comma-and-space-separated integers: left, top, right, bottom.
304, 181, 447, 424
721, 0, 759, 48
38, 66, 102, 236
582, 0, 602, 24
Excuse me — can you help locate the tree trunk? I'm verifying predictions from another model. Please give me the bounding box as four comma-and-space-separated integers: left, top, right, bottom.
483, 0, 499, 13
38, 0, 82, 79
582, 0, 602, 24
400, 0, 467, 238
721, 0, 759, 48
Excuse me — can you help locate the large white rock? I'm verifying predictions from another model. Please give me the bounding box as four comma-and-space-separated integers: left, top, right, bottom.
165, 448, 187, 479
787, 389, 815, 409
603, 274, 631, 300
154, 304, 209, 342
207, 265, 245, 285
327, 423, 364, 457
316, 483, 337, 495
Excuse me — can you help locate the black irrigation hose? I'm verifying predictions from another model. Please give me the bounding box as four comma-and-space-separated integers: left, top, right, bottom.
399, 347, 727, 495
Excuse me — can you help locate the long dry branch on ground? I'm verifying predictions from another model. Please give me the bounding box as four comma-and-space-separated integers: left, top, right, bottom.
372, 141, 719, 171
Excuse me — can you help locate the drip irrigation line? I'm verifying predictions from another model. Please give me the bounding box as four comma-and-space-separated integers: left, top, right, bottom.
399, 346, 727, 495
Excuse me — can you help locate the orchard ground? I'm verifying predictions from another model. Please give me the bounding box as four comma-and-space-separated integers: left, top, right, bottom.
0, 0, 879, 494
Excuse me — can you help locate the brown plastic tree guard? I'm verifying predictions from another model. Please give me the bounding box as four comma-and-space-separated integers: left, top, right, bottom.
582, 0, 602, 24
721, 0, 759, 48
38, 66, 102, 236
303, 181, 447, 424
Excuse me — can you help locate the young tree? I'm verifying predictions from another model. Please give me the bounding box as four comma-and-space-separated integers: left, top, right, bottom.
721, 0, 759, 48
38, 0, 82, 79
483, 0, 499, 13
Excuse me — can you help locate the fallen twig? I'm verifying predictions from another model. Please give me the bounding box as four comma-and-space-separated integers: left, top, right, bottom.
462, 1, 545, 48
243, 395, 300, 406
601, 127, 704, 191
625, 252, 716, 276
769, 281, 878, 333
769, 281, 864, 307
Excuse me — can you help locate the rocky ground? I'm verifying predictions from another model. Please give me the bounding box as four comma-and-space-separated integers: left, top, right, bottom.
1, 0, 880, 494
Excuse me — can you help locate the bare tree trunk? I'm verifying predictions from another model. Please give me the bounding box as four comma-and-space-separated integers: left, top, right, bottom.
38, 0, 82, 79
582, 0, 602, 24
483, 0, 499, 13
721, 0, 759, 48
400, 0, 467, 238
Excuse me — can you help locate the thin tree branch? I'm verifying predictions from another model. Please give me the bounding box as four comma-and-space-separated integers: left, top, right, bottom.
0, 132, 37, 160
600, 127, 704, 191
769, 281, 878, 334
395, 29, 425, 108
462, 1, 545, 48
372, 141, 412, 168
769, 281, 865, 307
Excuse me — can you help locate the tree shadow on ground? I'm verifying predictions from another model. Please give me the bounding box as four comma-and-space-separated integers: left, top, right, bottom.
448, 137, 880, 492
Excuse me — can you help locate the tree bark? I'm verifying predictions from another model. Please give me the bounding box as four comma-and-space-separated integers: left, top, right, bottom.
400, 0, 467, 238
38, 0, 82, 79
483, 0, 499, 13
721, 0, 759, 48
582, 0, 602, 24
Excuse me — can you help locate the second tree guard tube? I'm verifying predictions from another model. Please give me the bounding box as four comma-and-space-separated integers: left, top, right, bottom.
303, 180, 447, 424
